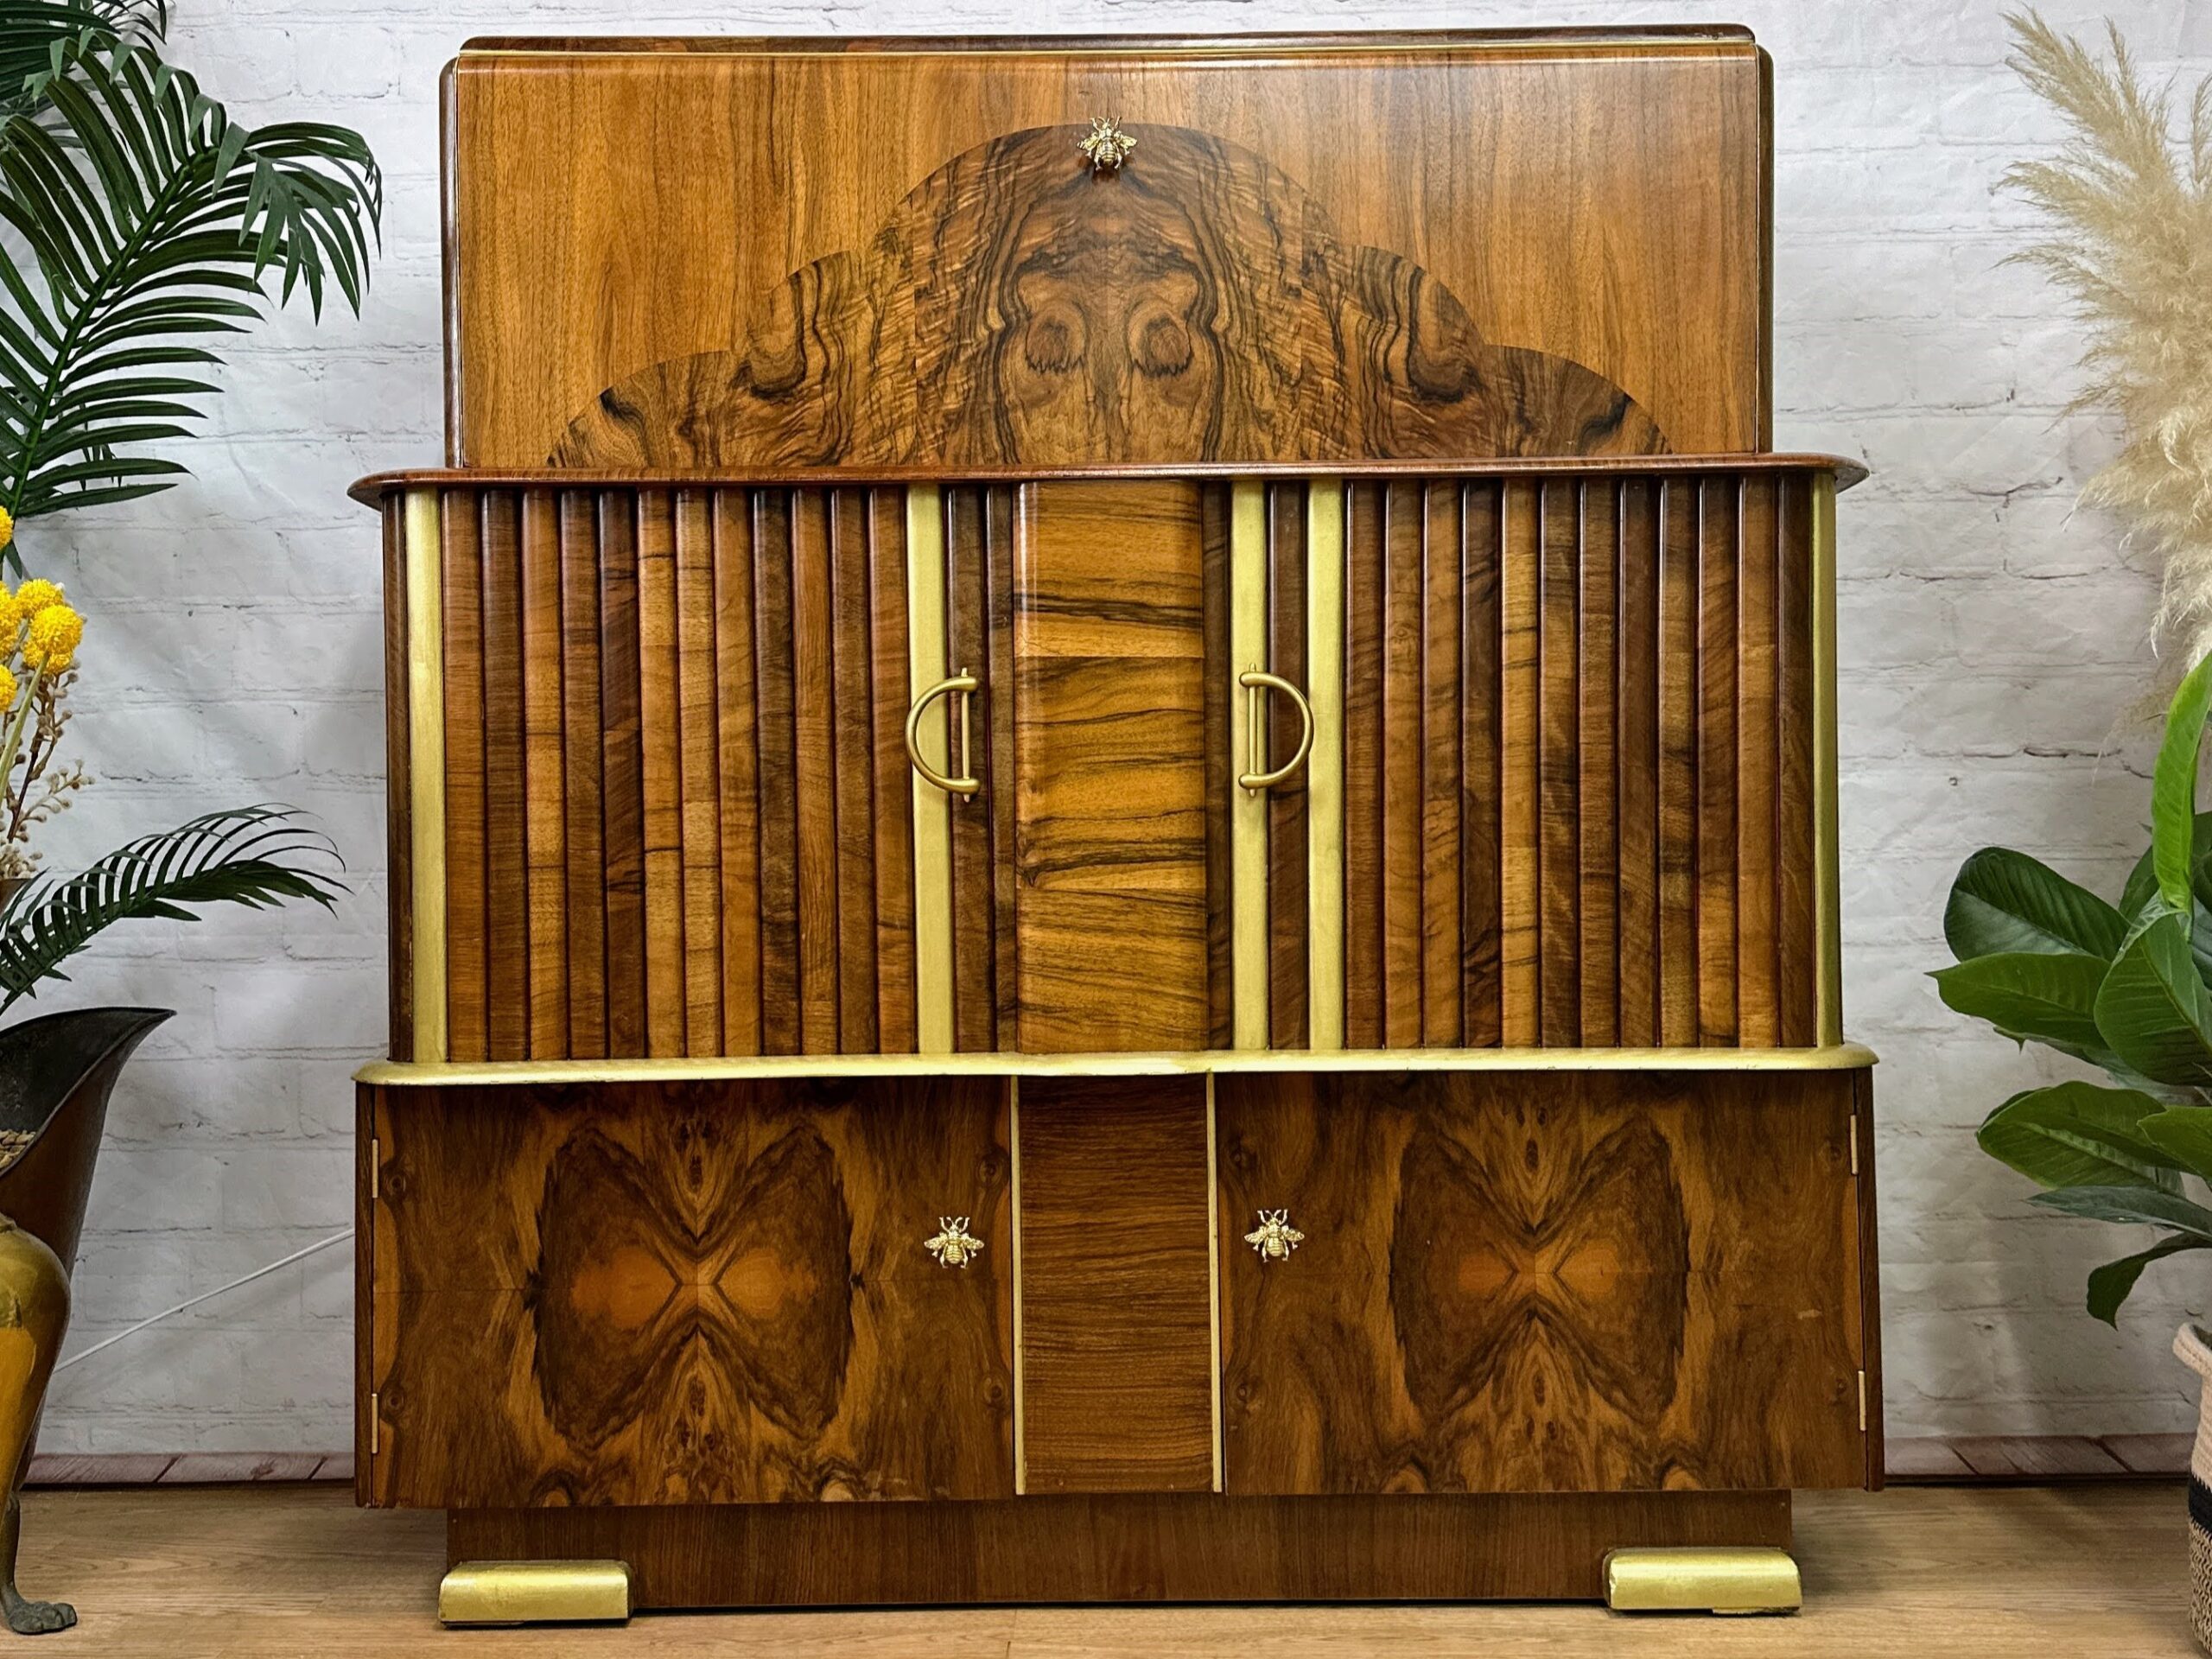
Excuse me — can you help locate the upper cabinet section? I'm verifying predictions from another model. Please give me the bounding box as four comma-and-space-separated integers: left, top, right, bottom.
444, 32, 1772, 468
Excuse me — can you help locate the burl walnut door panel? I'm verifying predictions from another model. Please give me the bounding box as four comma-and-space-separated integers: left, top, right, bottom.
1216, 1069, 1868, 1493
366, 1077, 1013, 1507
1009, 481, 1230, 1052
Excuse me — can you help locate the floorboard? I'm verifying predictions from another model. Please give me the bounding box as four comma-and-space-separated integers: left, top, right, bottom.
11, 1482, 2196, 1656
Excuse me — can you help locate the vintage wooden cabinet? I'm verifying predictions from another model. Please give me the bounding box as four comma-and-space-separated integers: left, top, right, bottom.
355, 28, 1878, 1618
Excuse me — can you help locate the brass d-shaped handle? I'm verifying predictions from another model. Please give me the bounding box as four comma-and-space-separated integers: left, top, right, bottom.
906, 671, 981, 798
1238, 670, 1313, 792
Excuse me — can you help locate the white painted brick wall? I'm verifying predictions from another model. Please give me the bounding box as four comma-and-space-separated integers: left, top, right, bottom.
24, 0, 2209, 1452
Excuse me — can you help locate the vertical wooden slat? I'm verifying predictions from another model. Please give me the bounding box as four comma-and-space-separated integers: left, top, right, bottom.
1266, 481, 1309, 1049
791, 489, 842, 1055
399, 494, 445, 1064
830, 488, 880, 1052
1577, 480, 1619, 1046
1737, 473, 1782, 1047
1305, 480, 1346, 1053
1420, 481, 1463, 1048
713, 491, 762, 1056
597, 493, 647, 1058
906, 486, 956, 1056
1813, 475, 1845, 1046
869, 489, 918, 1054
986, 485, 1021, 1052
1697, 477, 1740, 1046
1777, 474, 1819, 1045
1498, 478, 1541, 1046
1459, 483, 1502, 1048
1537, 479, 1580, 1045
676, 490, 724, 1055
480, 491, 529, 1062
945, 486, 998, 1052
752, 489, 801, 1055
519, 490, 568, 1058
1225, 480, 1265, 1051
636, 492, 688, 1057
438, 491, 486, 1062
556, 491, 606, 1059
383, 509, 411, 1061
1616, 479, 1662, 1046
1342, 481, 1386, 1050
1656, 477, 1700, 1046
1380, 480, 1425, 1049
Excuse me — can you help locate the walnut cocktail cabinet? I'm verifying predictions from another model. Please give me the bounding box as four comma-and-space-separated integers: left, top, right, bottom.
356, 28, 1876, 1618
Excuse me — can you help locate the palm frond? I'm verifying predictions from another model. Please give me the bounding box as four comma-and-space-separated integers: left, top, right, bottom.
0, 1, 163, 120
0, 34, 378, 564
0, 803, 344, 1008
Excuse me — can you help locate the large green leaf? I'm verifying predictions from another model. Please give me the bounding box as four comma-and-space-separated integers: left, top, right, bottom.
0, 804, 343, 1008
1931, 950, 2109, 1048
2032, 1184, 2212, 1237
2093, 909, 2212, 1085
0, 2, 162, 119
2153, 653, 2212, 915
2140, 1107, 2212, 1183
1945, 846, 2126, 961
2087, 1236, 2206, 1325
0, 37, 378, 559
1978, 1082, 2180, 1190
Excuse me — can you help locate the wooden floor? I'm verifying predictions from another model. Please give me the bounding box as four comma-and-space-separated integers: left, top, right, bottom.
12, 1481, 2196, 1656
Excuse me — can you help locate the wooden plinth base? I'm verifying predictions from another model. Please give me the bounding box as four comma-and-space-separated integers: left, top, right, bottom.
448, 1490, 1791, 1609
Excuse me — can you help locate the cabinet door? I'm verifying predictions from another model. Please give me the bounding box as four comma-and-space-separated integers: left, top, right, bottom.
1216, 1068, 1870, 1493
367, 1076, 1013, 1507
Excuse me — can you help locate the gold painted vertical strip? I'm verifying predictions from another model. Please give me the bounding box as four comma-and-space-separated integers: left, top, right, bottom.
1306, 480, 1346, 1052
1230, 480, 1269, 1050
404, 489, 448, 1065
1008, 1074, 1025, 1496
1205, 1069, 1224, 1493
1812, 474, 1843, 1046
906, 485, 956, 1054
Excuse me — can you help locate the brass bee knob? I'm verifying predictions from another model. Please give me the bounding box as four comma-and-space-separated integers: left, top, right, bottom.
1243, 1209, 1304, 1262
924, 1217, 984, 1268
1079, 116, 1135, 175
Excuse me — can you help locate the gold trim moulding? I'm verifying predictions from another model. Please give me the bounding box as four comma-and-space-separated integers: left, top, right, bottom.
1602, 1547, 1802, 1616
439, 1560, 632, 1626
357, 1042, 1879, 1088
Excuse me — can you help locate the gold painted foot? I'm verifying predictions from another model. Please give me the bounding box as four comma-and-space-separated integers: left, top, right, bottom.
1602, 1547, 1802, 1615
439, 1560, 632, 1627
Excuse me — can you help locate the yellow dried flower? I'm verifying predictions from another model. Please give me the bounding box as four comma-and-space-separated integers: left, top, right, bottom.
0, 590, 24, 650
20, 605, 81, 674
13, 579, 62, 616
0, 508, 13, 553
0, 664, 21, 711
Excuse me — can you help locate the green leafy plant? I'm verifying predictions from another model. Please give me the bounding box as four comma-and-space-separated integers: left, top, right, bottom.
0, 27, 379, 563
0, 804, 340, 1007
1942, 652, 2212, 1322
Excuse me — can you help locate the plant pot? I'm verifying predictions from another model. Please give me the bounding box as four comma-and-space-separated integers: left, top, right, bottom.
2177, 1324, 2212, 1652
0, 1005, 169, 1636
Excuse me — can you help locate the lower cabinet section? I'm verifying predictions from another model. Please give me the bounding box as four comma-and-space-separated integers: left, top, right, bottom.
361, 1062, 1878, 1521
1216, 1068, 1874, 1493
365, 1077, 1014, 1506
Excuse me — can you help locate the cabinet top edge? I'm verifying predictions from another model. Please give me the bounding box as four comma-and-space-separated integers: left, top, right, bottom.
349, 454, 1866, 509
358, 1044, 1880, 1089
453, 29, 1761, 62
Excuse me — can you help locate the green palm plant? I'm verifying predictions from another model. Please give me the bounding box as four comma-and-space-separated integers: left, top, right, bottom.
0, 26, 378, 557
1941, 652, 2212, 1323
0, 11, 377, 995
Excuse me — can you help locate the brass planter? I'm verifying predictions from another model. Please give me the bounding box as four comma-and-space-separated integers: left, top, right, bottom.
0, 1007, 170, 1636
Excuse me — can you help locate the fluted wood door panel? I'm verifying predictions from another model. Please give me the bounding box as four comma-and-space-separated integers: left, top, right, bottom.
432, 486, 920, 1061
1332, 469, 1819, 1048
368, 1077, 1014, 1508
1216, 1068, 1866, 1493
1010, 481, 1224, 1053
